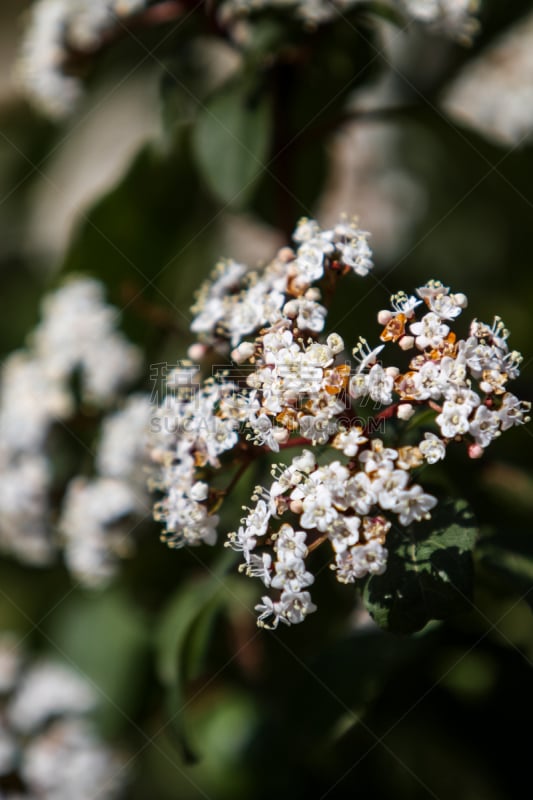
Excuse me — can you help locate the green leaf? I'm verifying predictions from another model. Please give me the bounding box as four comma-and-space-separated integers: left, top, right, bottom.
154, 549, 239, 760
363, 499, 479, 633
192, 76, 272, 208
47, 588, 149, 735
58, 134, 219, 350
477, 526, 533, 604
160, 38, 242, 136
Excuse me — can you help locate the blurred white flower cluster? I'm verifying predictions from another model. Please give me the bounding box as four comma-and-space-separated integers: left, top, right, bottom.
0, 278, 151, 585
444, 9, 533, 146
149, 217, 530, 629
15, 0, 149, 118
15, 0, 481, 119
218, 0, 480, 40
0, 635, 126, 800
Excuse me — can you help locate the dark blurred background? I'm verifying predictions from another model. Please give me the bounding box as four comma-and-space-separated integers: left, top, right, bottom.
1, 1, 532, 798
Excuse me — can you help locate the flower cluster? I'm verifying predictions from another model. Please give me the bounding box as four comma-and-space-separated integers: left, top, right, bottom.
0, 635, 126, 800
375, 283, 529, 451
16, 0, 481, 119
16, 0, 149, 118
149, 217, 530, 629
0, 278, 149, 583
190, 216, 371, 352
150, 217, 373, 553
218, 0, 480, 40
444, 9, 533, 147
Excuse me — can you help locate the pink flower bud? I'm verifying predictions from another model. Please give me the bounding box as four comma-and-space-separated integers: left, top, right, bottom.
468, 443, 484, 459
187, 343, 207, 361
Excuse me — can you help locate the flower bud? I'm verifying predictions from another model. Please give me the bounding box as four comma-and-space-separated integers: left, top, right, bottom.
377, 310, 393, 325
468, 443, 484, 459
399, 335, 415, 351
187, 343, 207, 361
397, 403, 415, 421
231, 341, 255, 363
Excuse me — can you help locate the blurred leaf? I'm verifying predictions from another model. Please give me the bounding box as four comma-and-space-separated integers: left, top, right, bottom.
143, 689, 257, 800
478, 526, 533, 604
434, 647, 498, 701
155, 549, 239, 760
363, 499, 478, 633
48, 588, 149, 735
481, 462, 533, 513
192, 76, 272, 208
161, 38, 242, 135
59, 134, 218, 348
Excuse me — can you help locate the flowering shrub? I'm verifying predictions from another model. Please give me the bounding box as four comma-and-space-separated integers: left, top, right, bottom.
2, 0, 533, 797
149, 217, 530, 628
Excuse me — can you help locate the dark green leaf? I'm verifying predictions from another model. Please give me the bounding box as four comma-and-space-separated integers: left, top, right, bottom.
160, 38, 241, 136
59, 135, 219, 350
363, 499, 478, 633
192, 76, 272, 208
154, 549, 239, 760
477, 526, 533, 606
47, 589, 149, 735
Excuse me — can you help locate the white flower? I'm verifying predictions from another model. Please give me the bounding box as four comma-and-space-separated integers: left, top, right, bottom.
410, 312, 450, 350
346, 472, 377, 515
0, 353, 71, 452
469, 405, 501, 448
416, 280, 450, 300
97, 394, 151, 482
293, 217, 321, 243
329, 516, 361, 554
22, 718, 124, 800
394, 485, 437, 526
436, 401, 471, 438
300, 486, 338, 532
60, 477, 142, 587
332, 427, 368, 458
348, 372, 369, 400
352, 338, 384, 372
428, 292, 467, 320
419, 432, 446, 464
442, 386, 480, 414
0, 636, 127, 799
283, 297, 327, 332
498, 393, 531, 431
255, 595, 282, 629
8, 663, 96, 735
271, 556, 314, 592
374, 467, 409, 511
358, 440, 398, 474
241, 499, 272, 540
338, 235, 373, 277
274, 524, 308, 560
33, 279, 141, 405
0, 450, 53, 565
333, 540, 388, 583
390, 292, 422, 317
244, 552, 273, 585
367, 364, 394, 405
294, 245, 326, 282
277, 591, 317, 625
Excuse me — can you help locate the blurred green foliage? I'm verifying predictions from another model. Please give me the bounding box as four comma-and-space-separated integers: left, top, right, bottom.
1, 1, 533, 798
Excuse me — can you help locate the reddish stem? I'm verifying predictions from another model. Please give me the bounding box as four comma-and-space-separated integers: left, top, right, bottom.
221, 456, 254, 498
278, 436, 312, 450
